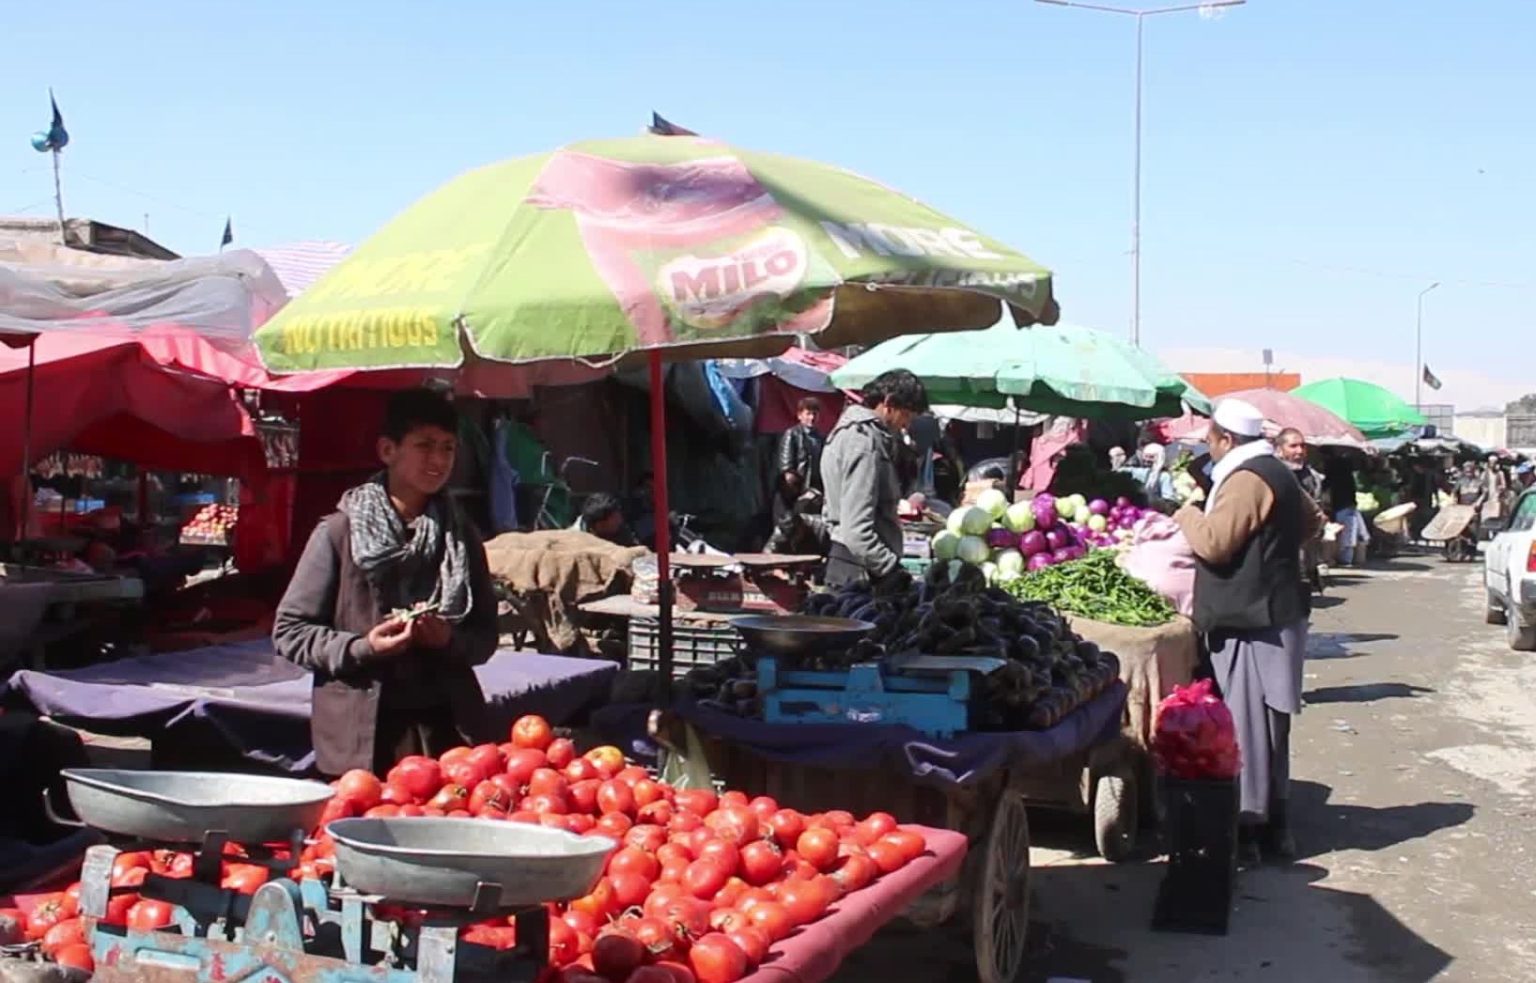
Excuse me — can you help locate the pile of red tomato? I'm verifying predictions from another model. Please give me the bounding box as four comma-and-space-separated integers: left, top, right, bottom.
17, 715, 926, 983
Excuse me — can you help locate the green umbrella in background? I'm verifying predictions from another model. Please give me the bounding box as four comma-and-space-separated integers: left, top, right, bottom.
831, 321, 1209, 420
1291, 377, 1426, 439
252, 131, 1060, 687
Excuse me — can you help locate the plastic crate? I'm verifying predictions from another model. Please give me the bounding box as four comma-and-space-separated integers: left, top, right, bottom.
627, 616, 743, 679
1151, 776, 1238, 935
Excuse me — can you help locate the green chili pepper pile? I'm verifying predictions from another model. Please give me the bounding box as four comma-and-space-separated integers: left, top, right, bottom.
1003, 549, 1175, 627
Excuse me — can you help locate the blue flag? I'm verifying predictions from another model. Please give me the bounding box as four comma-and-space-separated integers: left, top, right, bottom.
220, 217, 233, 249
46, 89, 68, 150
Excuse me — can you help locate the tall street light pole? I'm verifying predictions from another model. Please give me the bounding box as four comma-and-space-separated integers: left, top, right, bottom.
1036, 0, 1244, 347
1415, 281, 1439, 410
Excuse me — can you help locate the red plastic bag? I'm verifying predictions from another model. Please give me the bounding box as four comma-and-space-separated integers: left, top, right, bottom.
1152, 679, 1241, 780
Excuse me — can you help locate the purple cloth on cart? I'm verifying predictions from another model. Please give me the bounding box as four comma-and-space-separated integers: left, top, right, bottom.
3, 641, 617, 773
671, 681, 1128, 789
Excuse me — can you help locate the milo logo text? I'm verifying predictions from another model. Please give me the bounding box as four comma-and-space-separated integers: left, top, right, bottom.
819, 221, 1003, 261
659, 227, 810, 330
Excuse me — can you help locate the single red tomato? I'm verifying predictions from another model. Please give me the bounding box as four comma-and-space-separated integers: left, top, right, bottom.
468, 780, 513, 815
596, 812, 633, 839
609, 846, 662, 881
632, 779, 666, 808
126, 899, 176, 931
637, 800, 675, 826
565, 758, 601, 784
615, 766, 650, 788
523, 792, 569, 816
624, 824, 668, 854
777, 880, 828, 926
682, 859, 730, 901
388, 757, 443, 801
695, 839, 740, 878
562, 908, 600, 938
724, 924, 769, 966
25, 894, 78, 940
548, 917, 581, 965
708, 907, 751, 934
511, 714, 554, 751
505, 748, 548, 786
734, 888, 774, 913
609, 871, 651, 909
796, 828, 839, 872
767, 809, 805, 849
52, 943, 94, 975
881, 830, 927, 864
712, 877, 750, 909
862, 811, 899, 838
100, 892, 138, 928
427, 783, 470, 813
568, 779, 602, 815
337, 768, 384, 810
718, 791, 749, 809
669, 811, 703, 835
831, 853, 877, 893
688, 932, 748, 983
597, 780, 637, 818
40, 917, 85, 957
673, 789, 718, 817
746, 797, 778, 823
528, 768, 569, 797
643, 883, 689, 920
111, 851, 153, 886
866, 840, 906, 875
657, 842, 693, 866
467, 743, 505, 776
658, 898, 711, 946
744, 901, 792, 943
545, 738, 577, 770
738, 841, 781, 887
440, 746, 473, 766
659, 856, 689, 884
632, 915, 682, 962
380, 781, 416, 806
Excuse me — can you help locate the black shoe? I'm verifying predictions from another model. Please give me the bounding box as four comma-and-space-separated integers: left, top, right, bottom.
1237, 828, 1263, 869
1261, 801, 1298, 862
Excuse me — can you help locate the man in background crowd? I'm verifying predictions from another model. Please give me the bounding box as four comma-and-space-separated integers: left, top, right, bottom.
822, 370, 929, 590
571, 492, 636, 546
775, 397, 825, 498
1276, 427, 1324, 591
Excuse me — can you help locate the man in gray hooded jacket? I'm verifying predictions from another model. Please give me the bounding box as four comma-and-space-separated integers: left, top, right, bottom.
821, 369, 929, 589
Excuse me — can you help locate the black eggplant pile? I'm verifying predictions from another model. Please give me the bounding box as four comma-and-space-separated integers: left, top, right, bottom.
682, 563, 1120, 731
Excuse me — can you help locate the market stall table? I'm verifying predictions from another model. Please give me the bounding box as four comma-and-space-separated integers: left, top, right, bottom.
2, 641, 618, 774
668, 682, 1128, 983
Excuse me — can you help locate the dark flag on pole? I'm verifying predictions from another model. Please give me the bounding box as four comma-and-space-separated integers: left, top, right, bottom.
1422, 364, 1442, 391
220, 217, 233, 250
46, 90, 69, 150
649, 113, 697, 136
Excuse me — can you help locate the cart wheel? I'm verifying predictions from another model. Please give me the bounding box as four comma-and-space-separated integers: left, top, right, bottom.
972, 789, 1030, 983
1092, 765, 1138, 862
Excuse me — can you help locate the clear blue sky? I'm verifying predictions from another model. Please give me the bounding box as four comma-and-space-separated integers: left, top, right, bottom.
5, 0, 1535, 402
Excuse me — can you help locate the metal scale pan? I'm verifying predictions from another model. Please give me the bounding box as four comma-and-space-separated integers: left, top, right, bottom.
62, 768, 334, 844
731, 614, 874, 660
327, 817, 616, 909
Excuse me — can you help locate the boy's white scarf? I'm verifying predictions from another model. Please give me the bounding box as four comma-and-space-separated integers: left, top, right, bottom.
1206, 440, 1275, 511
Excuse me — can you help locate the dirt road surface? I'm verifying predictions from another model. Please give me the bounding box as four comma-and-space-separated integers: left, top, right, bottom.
830, 555, 1536, 982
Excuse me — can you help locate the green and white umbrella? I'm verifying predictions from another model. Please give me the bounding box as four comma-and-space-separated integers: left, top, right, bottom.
254, 135, 1057, 373
831, 322, 1209, 420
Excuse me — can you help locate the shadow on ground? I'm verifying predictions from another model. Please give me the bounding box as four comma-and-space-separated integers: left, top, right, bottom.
1303, 682, 1435, 704
1289, 780, 1474, 859
1308, 632, 1400, 659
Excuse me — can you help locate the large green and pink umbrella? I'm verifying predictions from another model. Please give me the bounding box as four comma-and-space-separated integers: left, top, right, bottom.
254, 132, 1061, 679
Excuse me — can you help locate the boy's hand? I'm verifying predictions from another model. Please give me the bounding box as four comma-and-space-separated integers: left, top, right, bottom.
365, 617, 414, 658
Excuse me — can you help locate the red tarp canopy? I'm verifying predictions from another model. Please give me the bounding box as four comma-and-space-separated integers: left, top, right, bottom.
0, 333, 299, 481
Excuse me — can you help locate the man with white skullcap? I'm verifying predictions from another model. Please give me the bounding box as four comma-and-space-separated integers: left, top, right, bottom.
1175, 398, 1325, 864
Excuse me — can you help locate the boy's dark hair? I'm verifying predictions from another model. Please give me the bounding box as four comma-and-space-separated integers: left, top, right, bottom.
861, 369, 928, 413
796, 396, 822, 415
382, 388, 459, 442
582, 492, 624, 527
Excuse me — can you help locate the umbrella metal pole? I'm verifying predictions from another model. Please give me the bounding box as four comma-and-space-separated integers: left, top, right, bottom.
19, 340, 36, 539
648, 350, 674, 701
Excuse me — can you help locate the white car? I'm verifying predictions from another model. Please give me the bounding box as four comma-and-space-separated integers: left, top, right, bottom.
1484, 489, 1536, 650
